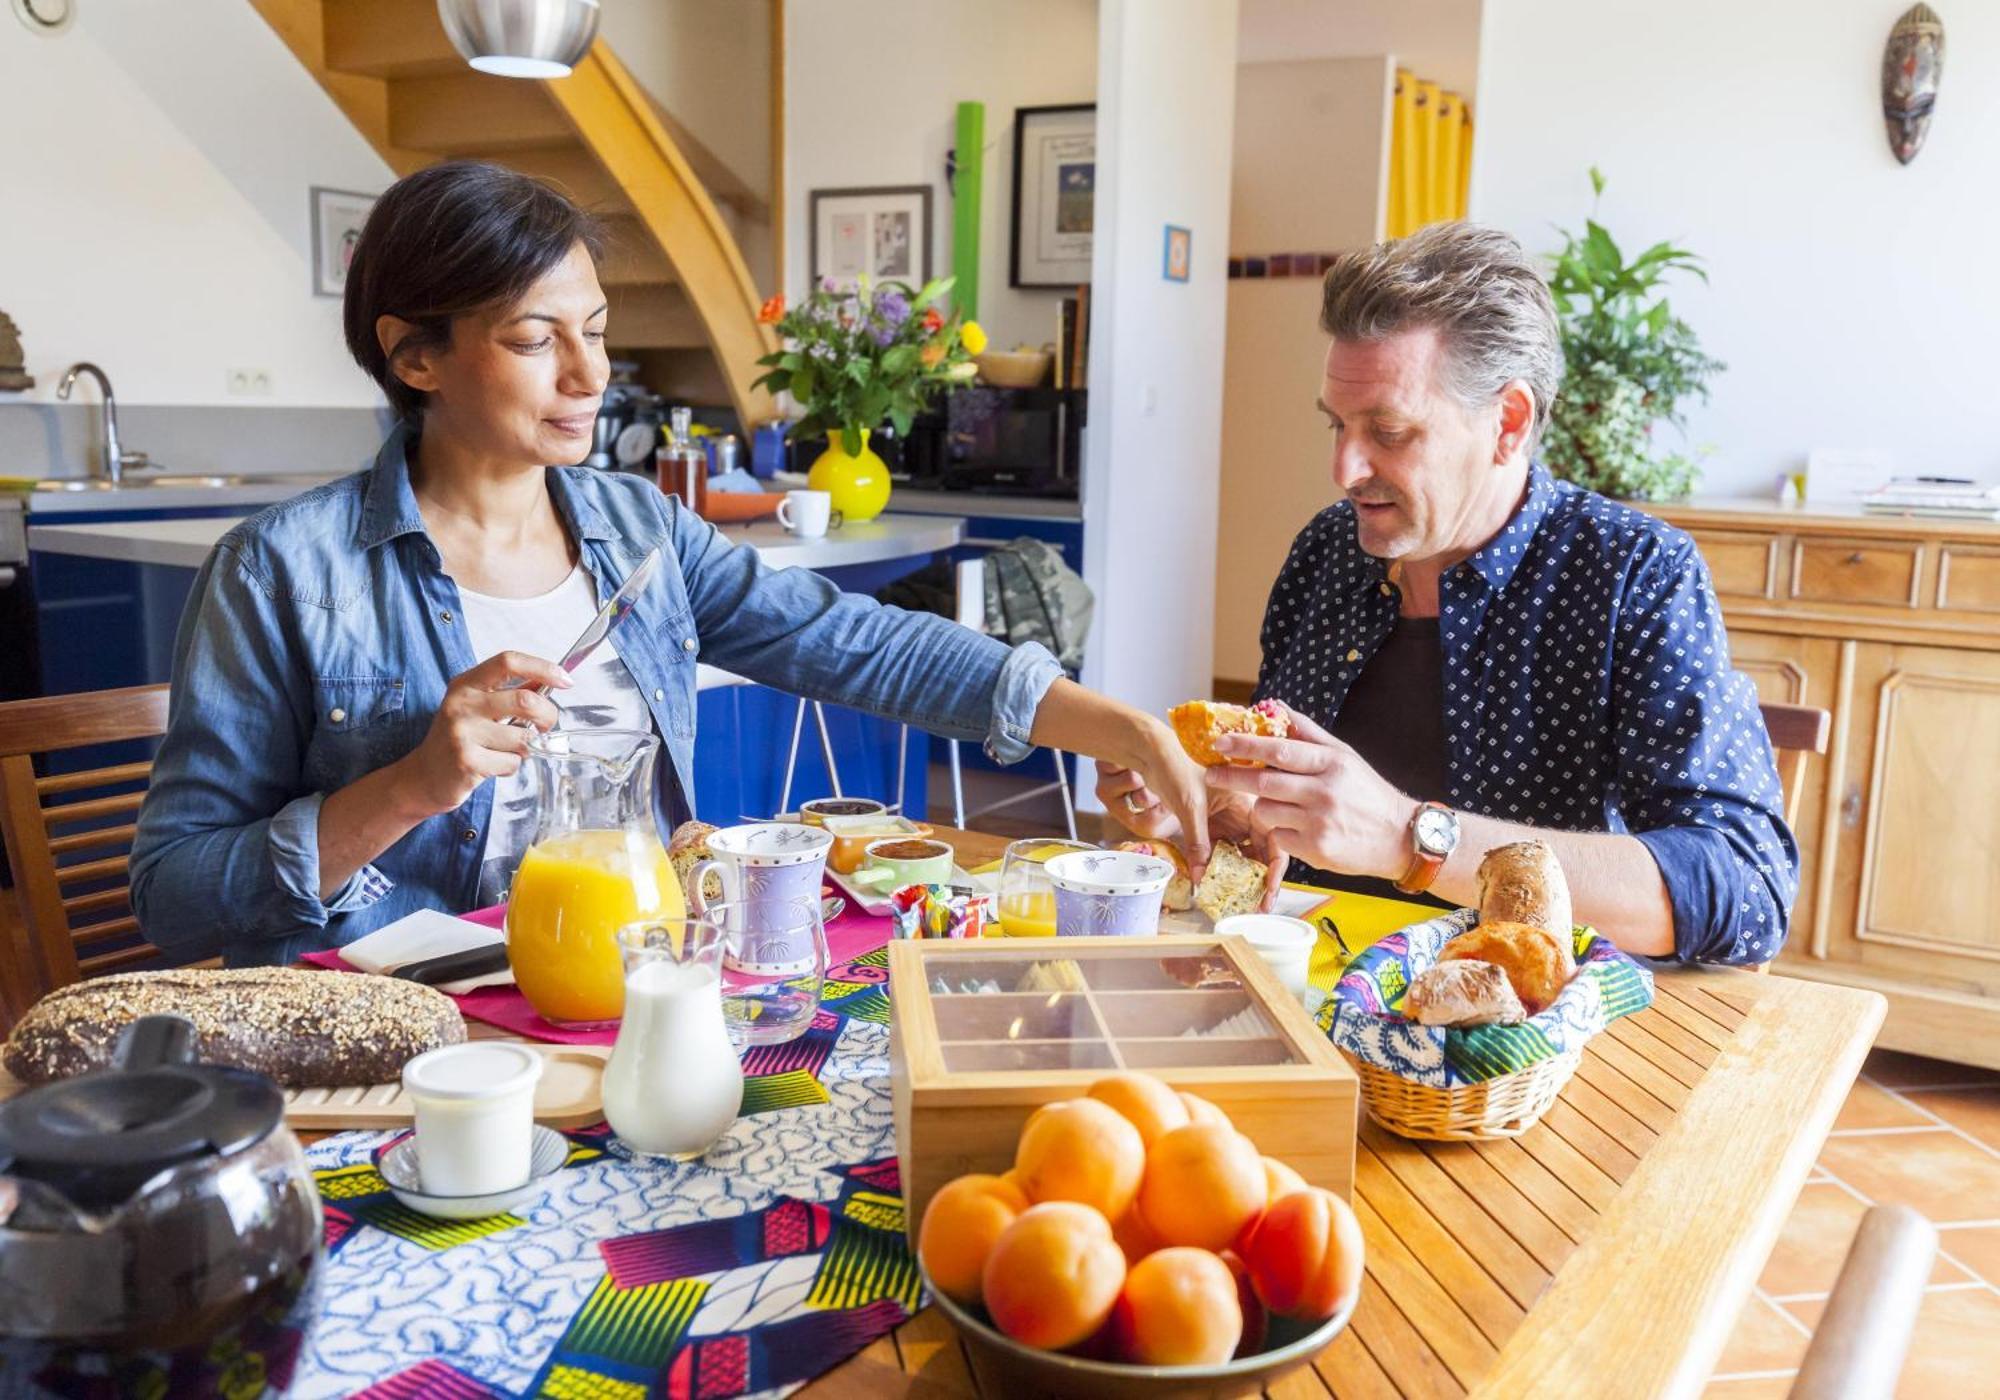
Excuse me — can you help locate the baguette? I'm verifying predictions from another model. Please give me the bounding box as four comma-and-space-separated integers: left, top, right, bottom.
2, 967, 466, 1088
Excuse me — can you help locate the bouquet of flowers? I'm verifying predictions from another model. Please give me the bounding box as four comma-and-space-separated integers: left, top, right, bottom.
750, 275, 987, 446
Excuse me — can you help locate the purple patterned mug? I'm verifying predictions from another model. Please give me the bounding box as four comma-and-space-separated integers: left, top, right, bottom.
1044, 849, 1173, 937
689, 823, 833, 974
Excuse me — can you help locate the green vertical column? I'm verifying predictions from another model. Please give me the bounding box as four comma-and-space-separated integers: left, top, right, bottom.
953, 101, 985, 320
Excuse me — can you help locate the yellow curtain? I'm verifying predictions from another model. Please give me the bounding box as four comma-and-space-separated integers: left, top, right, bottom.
1385, 68, 1472, 238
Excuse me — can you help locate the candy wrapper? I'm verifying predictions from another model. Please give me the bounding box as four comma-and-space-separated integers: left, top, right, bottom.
889, 883, 993, 940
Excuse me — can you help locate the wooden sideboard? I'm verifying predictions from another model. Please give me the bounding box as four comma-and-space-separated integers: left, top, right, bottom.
1649, 498, 2000, 1069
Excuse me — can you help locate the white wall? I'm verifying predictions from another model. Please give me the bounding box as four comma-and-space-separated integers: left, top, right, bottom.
1473, 0, 2000, 494
1080, 0, 1239, 785
1238, 0, 1482, 99
0, 0, 393, 409
783, 0, 1097, 351
1215, 55, 1391, 684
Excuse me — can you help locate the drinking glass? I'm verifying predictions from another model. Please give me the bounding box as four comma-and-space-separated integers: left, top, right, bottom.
996, 839, 1098, 938
700, 896, 828, 1047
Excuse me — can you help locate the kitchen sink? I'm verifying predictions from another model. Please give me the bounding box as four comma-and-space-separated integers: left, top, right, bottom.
27, 472, 339, 492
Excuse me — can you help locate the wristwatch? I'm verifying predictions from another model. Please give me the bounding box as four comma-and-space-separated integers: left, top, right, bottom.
1394, 801, 1460, 895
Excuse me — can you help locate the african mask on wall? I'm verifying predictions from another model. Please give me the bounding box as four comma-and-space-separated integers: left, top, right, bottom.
1882, 4, 1944, 165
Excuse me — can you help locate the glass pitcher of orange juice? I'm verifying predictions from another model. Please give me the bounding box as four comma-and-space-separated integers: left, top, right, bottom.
505, 728, 684, 1026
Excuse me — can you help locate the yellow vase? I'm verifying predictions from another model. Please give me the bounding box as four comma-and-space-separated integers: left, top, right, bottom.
807, 428, 891, 523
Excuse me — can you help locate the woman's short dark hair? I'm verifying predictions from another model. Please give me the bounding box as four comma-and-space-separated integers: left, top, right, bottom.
343, 160, 603, 420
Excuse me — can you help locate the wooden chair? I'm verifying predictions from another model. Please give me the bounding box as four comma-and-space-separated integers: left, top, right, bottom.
1788, 1203, 1935, 1398
0, 684, 173, 1022
1760, 700, 1832, 830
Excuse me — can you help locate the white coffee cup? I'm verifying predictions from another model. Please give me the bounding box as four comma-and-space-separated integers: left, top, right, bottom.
777, 489, 842, 538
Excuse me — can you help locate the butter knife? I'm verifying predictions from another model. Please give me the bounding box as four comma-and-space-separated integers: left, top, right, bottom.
504, 546, 662, 720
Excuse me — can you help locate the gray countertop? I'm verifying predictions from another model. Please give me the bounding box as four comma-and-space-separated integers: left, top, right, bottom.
26, 511, 965, 572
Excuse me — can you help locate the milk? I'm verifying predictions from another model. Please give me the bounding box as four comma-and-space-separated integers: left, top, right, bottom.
602, 956, 745, 1160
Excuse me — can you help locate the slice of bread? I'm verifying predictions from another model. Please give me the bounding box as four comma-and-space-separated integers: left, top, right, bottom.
1194, 841, 1268, 922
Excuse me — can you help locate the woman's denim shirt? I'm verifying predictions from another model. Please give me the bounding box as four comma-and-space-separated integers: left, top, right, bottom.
131, 425, 1061, 965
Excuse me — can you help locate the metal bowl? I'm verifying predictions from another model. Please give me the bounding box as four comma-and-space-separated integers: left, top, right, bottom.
923, 1267, 1356, 1400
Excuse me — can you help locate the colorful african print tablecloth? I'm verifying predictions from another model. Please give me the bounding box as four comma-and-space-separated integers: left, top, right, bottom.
291, 941, 907, 1399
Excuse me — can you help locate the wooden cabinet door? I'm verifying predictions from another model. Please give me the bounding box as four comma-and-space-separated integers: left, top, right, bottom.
1813, 642, 2000, 997
1727, 630, 1840, 952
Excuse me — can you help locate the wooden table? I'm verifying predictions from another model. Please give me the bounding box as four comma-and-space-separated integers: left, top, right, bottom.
805, 829, 1888, 1400
39, 826, 1878, 1398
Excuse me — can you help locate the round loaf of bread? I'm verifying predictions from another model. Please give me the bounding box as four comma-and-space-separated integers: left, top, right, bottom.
1438, 921, 1571, 1016
1475, 841, 1575, 978
2, 968, 467, 1087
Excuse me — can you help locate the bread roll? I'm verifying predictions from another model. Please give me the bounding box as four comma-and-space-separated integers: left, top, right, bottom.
1118, 840, 1193, 912
1405, 960, 1528, 1027
1476, 841, 1575, 977
1167, 700, 1290, 767
1438, 921, 1570, 1016
2, 968, 465, 1087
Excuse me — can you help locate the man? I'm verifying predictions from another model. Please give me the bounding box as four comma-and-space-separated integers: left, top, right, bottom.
1103, 222, 1795, 964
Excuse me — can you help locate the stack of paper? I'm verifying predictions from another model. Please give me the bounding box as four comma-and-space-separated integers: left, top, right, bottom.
1862, 478, 2000, 519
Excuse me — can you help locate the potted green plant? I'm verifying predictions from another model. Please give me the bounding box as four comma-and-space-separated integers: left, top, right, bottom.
751, 276, 985, 522
1542, 169, 1723, 501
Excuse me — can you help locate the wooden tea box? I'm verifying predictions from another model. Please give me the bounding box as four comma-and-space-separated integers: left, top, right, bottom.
889, 934, 1357, 1240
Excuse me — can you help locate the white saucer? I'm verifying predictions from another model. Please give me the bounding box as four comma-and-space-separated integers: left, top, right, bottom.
377, 1124, 570, 1220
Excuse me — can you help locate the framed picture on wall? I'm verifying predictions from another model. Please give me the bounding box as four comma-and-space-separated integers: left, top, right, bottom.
1011, 103, 1096, 288
310, 186, 377, 298
809, 186, 933, 289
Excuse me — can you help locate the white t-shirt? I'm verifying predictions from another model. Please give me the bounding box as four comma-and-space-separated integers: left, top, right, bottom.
457, 562, 656, 906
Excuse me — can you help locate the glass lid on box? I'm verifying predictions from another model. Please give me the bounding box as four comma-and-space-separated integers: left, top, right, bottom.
916, 943, 1306, 1074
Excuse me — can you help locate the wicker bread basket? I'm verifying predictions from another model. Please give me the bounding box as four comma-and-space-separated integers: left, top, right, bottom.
1323, 909, 1652, 1143
1342, 1046, 1581, 1141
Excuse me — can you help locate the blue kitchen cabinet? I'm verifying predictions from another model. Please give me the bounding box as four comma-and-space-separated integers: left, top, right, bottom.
690, 684, 925, 823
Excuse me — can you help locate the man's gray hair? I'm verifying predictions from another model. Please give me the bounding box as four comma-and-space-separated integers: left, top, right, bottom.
1319, 222, 1564, 449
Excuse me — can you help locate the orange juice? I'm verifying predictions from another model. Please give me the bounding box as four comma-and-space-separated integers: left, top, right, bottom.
998, 890, 1058, 938
507, 829, 685, 1024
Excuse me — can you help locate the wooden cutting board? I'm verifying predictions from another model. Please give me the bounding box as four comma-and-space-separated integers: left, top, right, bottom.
281, 1043, 610, 1130
0, 1044, 610, 1131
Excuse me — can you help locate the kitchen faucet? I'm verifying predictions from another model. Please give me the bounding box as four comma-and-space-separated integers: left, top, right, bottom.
55, 362, 154, 484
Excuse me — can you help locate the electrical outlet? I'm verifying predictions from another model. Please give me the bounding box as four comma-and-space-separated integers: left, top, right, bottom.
227, 368, 272, 397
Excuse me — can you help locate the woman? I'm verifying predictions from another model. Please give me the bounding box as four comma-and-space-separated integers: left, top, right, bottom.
131, 161, 1207, 965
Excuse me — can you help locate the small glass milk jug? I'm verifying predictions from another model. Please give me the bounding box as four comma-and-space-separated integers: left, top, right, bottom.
602, 921, 744, 1161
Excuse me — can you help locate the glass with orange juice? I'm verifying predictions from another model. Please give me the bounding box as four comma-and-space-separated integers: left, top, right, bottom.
506, 729, 684, 1026
996, 839, 1097, 937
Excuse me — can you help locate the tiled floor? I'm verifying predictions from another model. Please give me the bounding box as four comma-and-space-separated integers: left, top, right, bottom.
1706, 1048, 2000, 1395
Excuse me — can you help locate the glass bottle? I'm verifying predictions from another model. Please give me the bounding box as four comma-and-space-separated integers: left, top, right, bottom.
602, 919, 744, 1160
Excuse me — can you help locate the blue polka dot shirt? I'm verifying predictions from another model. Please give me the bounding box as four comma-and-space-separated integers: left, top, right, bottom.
1253, 462, 1800, 966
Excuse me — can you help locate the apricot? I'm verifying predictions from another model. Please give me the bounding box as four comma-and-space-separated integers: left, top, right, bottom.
1240, 1186, 1365, 1322
916, 1173, 1030, 1305
1013, 1098, 1146, 1219
1110, 1202, 1166, 1265
1177, 1091, 1233, 1129
982, 1202, 1127, 1351
1137, 1123, 1267, 1251
1088, 1072, 1190, 1147
1219, 1249, 1269, 1358
1109, 1247, 1243, 1366
1263, 1156, 1309, 1204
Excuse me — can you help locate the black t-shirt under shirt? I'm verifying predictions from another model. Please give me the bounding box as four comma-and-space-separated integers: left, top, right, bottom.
1289, 616, 1455, 909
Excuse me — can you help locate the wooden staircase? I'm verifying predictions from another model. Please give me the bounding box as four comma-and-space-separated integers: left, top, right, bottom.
251, 0, 777, 426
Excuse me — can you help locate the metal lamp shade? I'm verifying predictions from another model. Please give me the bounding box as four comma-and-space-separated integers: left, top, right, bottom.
437, 0, 600, 79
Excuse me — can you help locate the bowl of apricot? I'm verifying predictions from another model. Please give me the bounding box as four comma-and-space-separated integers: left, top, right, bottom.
914, 1072, 1363, 1400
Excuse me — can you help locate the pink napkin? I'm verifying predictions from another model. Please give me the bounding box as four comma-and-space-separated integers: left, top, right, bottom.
303, 897, 894, 1045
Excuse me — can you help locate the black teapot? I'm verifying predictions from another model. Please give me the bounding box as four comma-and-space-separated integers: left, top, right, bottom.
0, 1015, 322, 1396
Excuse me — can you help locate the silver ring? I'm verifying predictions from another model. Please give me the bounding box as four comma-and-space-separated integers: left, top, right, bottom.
1123, 793, 1146, 815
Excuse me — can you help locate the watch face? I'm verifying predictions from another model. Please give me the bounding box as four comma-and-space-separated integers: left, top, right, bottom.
1414, 806, 1459, 856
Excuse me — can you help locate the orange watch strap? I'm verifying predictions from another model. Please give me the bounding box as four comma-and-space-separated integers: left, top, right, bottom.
1393, 801, 1452, 895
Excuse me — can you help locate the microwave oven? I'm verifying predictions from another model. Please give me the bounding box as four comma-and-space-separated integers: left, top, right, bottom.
941, 387, 1083, 498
